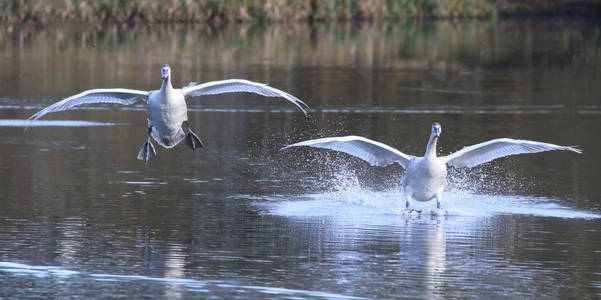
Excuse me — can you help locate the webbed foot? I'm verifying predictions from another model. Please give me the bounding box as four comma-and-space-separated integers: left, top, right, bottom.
137, 139, 157, 163
182, 121, 203, 150
185, 130, 203, 150
430, 209, 448, 217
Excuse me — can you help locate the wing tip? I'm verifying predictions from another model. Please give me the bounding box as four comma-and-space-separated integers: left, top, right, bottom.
299, 102, 311, 117
280, 142, 306, 151
279, 91, 310, 116
566, 146, 583, 154
24, 113, 43, 131
27, 111, 43, 122
296, 102, 310, 117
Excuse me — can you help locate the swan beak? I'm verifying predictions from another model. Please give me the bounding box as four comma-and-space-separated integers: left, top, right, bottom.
432, 123, 442, 137
161, 65, 170, 80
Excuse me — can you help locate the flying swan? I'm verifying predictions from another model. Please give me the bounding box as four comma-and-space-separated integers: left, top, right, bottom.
28, 64, 309, 163
281, 122, 581, 213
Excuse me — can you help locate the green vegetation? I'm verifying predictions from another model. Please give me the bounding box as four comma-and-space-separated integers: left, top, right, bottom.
0, 0, 599, 23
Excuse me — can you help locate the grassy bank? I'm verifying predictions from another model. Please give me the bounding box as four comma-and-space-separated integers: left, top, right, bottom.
1, 0, 600, 23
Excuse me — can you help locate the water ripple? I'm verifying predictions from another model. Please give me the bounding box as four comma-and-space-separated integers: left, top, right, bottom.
3, 104, 601, 115
0, 261, 363, 299
0, 119, 123, 127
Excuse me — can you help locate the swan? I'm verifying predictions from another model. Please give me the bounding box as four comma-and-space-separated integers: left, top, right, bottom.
281, 122, 581, 213
28, 64, 309, 163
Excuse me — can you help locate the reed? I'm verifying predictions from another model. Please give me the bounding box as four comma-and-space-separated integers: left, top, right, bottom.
0, 0, 496, 23
1, 0, 599, 23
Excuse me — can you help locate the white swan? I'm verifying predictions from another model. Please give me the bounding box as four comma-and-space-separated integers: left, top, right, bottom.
28, 64, 309, 163
281, 122, 581, 213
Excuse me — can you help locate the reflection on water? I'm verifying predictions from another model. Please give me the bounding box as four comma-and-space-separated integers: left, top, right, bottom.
1, 20, 601, 298
0, 119, 123, 127
164, 243, 186, 299
1, 20, 601, 111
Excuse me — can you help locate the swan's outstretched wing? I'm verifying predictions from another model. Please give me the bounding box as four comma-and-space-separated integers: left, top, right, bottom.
28, 88, 149, 121
181, 79, 309, 115
442, 138, 581, 168
281, 136, 414, 168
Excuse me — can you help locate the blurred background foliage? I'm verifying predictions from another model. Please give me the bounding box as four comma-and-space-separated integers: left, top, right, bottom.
1, 0, 600, 24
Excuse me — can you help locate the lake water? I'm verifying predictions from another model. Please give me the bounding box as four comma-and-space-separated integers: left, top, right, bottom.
1, 20, 600, 299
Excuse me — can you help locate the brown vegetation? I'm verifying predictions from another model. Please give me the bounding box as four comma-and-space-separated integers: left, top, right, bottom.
0, 0, 495, 23
0, 0, 600, 24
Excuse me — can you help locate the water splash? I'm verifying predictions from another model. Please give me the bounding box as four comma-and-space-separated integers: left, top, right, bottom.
254, 189, 600, 220
445, 164, 533, 196
260, 150, 593, 219
245, 161, 599, 220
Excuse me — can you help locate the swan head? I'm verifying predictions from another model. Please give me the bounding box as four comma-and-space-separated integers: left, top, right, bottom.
161, 64, 171, 80
431, 122, 442, 138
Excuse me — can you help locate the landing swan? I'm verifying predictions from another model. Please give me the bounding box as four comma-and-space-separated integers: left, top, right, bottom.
282, 122, 581, 213
28, 64, 309, 163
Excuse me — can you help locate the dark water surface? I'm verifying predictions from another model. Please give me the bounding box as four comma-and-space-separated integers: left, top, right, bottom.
1, 20, 601, 299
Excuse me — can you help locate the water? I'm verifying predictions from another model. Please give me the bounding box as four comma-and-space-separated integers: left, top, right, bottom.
1, 20, 601, 298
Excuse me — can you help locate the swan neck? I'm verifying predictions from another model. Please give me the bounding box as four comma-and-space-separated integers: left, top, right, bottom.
425, 135, 438, 158
160, 76, 173, 92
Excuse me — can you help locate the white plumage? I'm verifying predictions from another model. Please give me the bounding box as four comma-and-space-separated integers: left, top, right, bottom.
28, 88, 149, 121
181, 79, 308, 114
281, 136, 414, 168
282, 122, 581, 213
442, 138, 580, 168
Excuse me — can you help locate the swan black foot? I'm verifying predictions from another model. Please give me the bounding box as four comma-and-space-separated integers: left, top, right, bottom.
183, 121, 203, 151
185, 130, 203, 150
430, 209, 448, 217
137, 139, 157, 163
405, 198, 421, 213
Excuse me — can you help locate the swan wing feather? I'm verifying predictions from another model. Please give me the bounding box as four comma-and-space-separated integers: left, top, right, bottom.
181, 79, 308, 115
28, 88, 149, 121
443, 138, 581, 168
281, 136, 413, 168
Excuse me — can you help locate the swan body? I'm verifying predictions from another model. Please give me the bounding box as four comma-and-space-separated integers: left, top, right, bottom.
402, 155, 447, 205
29, 64, 309, 162
146, 73, 189, 148
282, 122, 581, 212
